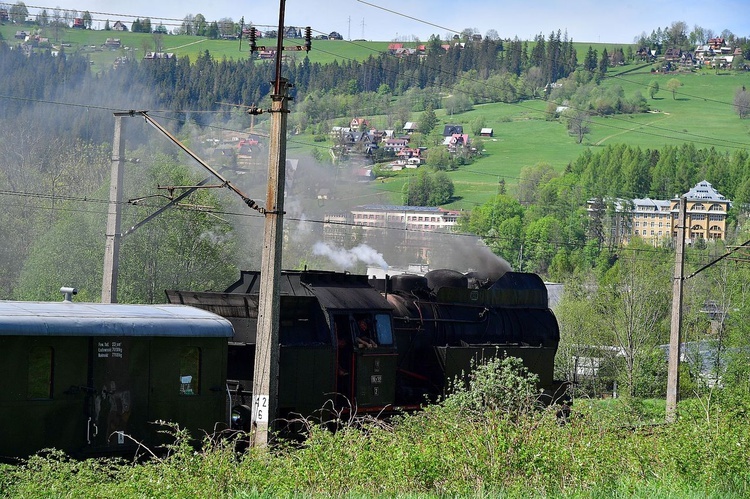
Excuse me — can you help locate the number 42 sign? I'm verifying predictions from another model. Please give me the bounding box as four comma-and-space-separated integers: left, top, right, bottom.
252, 395, 269, 423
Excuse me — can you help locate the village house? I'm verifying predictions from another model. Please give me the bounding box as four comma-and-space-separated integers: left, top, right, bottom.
663, 48, 682, 63
337, 130, 378, 155
403, 122, 418, 134
112, 21, 128, 31
144, 52, 175, 60
396, 147, 424, 161
382, 137, 409, 153
442, 124, 463, 136
350, 117, 370, 130
443, 133, 470, 153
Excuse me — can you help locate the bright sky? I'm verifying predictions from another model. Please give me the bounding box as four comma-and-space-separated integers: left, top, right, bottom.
18, 0, 750, 44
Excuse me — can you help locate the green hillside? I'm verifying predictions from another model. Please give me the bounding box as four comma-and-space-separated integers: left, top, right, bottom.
3, 23, 748, 210
368, 69, 750, 209
0, 24, 390, 72
1, 24, 635, 74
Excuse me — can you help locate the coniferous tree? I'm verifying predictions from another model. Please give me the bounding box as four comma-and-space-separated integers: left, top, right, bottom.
599, 48, 609, 75
584, 46, 598, 73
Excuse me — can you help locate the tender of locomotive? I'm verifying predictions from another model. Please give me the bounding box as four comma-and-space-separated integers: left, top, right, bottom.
0, 299, 233, 460
167, 268, 562, 430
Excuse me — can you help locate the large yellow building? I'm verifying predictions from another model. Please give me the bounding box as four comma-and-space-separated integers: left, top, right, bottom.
672, 180, 731, 243
590, 180, 731, 246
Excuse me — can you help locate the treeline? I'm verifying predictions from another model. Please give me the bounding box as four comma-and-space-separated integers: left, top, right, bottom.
460, 143, 750, 277
0, 43, 89, 114
569, 142, 750, 203
0, 29, 583, 140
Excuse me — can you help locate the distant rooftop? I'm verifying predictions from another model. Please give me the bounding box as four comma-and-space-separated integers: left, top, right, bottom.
682, 180, 728, 202
354, 205, 460, 213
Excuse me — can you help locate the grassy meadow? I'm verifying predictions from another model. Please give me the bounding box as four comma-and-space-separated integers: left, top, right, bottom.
0, 24, 390, 72
371, 68, 750, 209
2, 24, 748, 208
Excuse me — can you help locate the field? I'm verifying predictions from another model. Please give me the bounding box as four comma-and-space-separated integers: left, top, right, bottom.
2, 24, 748, 209
0, 24, 390, 72
2, 24, 640, 74
371, 68, 750, 209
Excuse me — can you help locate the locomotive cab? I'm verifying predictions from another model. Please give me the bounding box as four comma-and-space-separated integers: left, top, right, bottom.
168, 270, 402, 430
331, 312, 397, 411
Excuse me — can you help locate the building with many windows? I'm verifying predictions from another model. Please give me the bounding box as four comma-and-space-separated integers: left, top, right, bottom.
350, 205, 460, 231
324, 205, 462, 261
589, 180, 731, 246
676, 180, 731, 243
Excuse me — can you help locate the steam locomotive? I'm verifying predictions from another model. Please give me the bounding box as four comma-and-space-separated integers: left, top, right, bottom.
0, 267, 561, 459
166, 267, 562, 431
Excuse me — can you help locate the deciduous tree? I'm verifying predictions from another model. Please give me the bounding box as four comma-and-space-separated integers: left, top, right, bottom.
596, 247, 671, 397
566, 110, 591, 144
666, 78, 682, 99
734, 86, 749, 119
648, 79, 660, 99
9, 1, 28, 23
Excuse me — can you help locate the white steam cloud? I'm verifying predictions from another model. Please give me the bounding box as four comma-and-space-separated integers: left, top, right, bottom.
312, 242, 388, 270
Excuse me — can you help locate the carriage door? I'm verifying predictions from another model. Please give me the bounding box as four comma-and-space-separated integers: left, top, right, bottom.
86, 337, 149, 452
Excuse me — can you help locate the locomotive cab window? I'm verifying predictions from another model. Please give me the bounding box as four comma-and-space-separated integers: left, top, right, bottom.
374, 314, 394, 346
179, 347, 201, 395
28, 346, 53, 399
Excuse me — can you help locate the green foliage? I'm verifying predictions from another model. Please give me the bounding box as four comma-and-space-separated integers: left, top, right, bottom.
649, 79, 660, 99
442, 355, 541, 418
13, 154, 239, 302
401, 169, 454, 206
630, 347, 669, 398
4, 396, 750, 497
417, 104, 438, 135
667, 77, 683, 99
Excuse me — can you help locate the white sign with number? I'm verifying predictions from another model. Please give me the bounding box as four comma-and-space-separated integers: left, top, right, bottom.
252, 394, 269, 423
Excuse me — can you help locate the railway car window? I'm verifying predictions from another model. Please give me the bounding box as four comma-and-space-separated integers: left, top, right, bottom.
374, 313, 394, 346
28, 347, 53, 399
179, 347, 201, 395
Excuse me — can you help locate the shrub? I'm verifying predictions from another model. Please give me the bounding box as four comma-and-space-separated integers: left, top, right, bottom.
442, 355, 541, 418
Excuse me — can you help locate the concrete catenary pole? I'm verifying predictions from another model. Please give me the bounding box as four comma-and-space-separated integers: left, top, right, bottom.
101, 114, 126, 303
250, 0, 289, 447
666, 196, 687, 422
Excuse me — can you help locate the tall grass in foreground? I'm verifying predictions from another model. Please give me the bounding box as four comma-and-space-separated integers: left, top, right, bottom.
3, 360, 749, 497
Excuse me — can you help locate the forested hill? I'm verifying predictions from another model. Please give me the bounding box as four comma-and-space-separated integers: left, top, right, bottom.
0, 34, 579, 142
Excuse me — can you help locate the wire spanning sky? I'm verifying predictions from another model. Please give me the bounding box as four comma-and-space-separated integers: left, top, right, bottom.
13, 0, 750, 44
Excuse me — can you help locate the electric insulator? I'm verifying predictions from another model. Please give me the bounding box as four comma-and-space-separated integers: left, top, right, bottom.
249, 27, 257, 52
304, 26, 312, 52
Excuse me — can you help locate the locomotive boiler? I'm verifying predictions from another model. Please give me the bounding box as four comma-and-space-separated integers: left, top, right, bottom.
166, 267, 562, 430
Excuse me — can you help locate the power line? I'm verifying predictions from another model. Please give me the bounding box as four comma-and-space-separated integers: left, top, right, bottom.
308, 44, 749, 151
1, 18, 746, 151
0, 187, 698, 261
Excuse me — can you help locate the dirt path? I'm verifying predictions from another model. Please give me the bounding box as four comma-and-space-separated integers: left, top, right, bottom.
595, 112, 671, 146
165, 38, 207, 51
